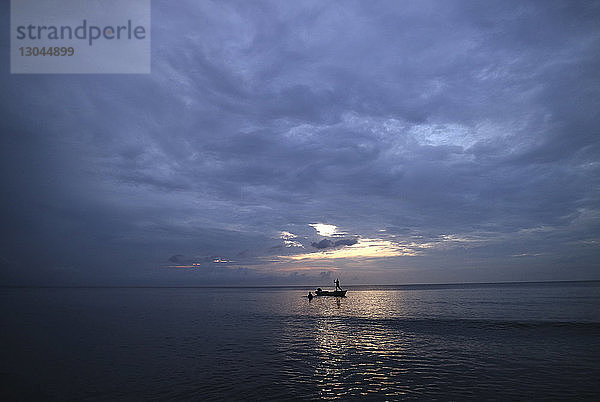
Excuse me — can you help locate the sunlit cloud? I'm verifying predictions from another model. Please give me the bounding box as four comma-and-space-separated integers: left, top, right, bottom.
309, 223, 339, 237
279, 231, 304, 248
284, 240, 304, 248
281, 237, 418, 261
280, 231, 297, 240
276, 231, 496, 264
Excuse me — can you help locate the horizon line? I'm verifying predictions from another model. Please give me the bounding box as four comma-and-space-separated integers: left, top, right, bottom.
1, 279, 599, 289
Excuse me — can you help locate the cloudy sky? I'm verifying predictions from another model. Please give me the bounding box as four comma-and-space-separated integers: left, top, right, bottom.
1, 0, 599, 285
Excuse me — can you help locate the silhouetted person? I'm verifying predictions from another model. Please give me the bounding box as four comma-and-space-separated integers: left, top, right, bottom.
335, 278, 342, 291
308, 292, 313, 300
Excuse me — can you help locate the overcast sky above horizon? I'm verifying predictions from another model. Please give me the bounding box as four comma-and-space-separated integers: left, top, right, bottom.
1, 0, 599, 286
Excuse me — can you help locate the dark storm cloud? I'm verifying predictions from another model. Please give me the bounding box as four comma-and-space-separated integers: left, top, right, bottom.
1, 0, 599, 285
311, 239, 333, 249
310, 238, 358, 249
311, 238, 359, 249
334, 238, 358, 247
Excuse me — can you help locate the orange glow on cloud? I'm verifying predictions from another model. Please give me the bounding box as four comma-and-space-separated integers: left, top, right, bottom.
280, 237, 418, 261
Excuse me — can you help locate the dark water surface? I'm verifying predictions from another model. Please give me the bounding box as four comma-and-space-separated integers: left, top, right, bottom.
2, 282, 600, 400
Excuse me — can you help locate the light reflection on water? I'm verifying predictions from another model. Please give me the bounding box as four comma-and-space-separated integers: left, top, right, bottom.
309, 296, 410, 398
306, 292, 413, 399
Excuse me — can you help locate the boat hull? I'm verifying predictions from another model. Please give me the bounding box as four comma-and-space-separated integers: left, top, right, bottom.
315, 290, 347, 297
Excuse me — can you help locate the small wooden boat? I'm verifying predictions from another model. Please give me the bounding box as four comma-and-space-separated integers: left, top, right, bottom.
315, 289, 347, 297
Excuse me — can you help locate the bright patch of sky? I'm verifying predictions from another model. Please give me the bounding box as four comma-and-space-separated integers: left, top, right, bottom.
309, 223, 339, 237
283, 238, 417, 261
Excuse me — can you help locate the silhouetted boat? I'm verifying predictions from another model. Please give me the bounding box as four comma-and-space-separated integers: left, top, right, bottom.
315, 289, 347, 297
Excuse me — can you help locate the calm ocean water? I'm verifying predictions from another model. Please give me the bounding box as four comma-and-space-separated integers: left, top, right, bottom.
1, 282, 599, 400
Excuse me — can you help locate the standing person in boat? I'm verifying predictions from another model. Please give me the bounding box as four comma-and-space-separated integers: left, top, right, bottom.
335, 278, 342, 291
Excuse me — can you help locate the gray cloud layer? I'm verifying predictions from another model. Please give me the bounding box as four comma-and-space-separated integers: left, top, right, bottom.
1, 0, 599, 285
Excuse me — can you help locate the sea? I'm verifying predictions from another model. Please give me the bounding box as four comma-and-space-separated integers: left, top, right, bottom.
1, 281, 599, 400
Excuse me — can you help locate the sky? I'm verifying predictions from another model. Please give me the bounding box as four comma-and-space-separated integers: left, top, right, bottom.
1, 0, 599, 286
